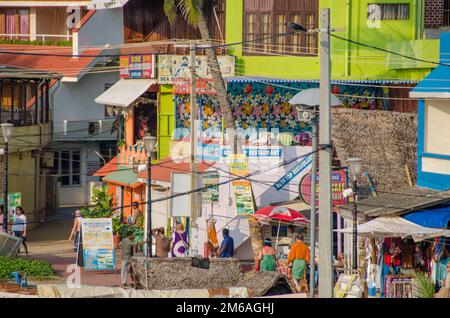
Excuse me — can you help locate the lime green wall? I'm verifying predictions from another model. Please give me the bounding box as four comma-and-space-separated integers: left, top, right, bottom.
226, 0, 438, 81
158, 85, 175, 159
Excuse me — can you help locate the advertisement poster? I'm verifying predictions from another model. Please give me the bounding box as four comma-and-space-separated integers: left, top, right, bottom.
158, 55, 235, 84
229, 154, 248, 176
81, 218, 116, 270
173, 78, 217, 95
0, 192, 21, 215
202, 172, 219, 204
120, 55, 156, 79
299, 169, 348, 207
232, 181, 255, 215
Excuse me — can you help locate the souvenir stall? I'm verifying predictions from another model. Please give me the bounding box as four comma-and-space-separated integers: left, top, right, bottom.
252, 206, 310, 277
336, 215, 450, 298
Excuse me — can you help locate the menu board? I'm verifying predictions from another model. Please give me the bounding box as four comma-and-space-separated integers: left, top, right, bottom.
81, 218, 116, 271
120, 55, 156, 79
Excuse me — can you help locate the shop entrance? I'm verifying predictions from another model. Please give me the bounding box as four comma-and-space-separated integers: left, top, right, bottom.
134, 92, 157, 142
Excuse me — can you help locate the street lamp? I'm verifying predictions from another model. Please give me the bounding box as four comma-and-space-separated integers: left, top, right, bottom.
347, 157, 362, 271
1, 123, 13, 233
143, 134, 157, 258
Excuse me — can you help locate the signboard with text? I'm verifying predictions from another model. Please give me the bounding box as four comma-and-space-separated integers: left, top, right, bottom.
274, 156, 312, 191
232, 181, 255, 215
81, 218, 116, 271
120, 55, 156, 79
173, 78, 217, 95
0, 193, 21, 216
299, 169, 348, 207
202, 172, 219, 204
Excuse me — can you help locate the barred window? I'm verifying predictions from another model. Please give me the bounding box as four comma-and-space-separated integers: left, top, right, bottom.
243, 0, 318, 56
368, 4, 410, 21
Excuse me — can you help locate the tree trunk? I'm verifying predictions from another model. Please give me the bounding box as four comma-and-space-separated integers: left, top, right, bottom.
197, 12, 241, 153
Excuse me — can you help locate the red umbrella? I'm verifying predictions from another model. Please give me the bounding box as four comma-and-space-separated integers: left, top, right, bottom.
253, 206, 309, 224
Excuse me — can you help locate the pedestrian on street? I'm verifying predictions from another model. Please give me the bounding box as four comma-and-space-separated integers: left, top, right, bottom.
130, 202, 144, 228
218, 228, 234, 258
288, 233, 310, 291
0, 205, 4, 233
170, 223, 189, 257
12, 206, 28, 255
119, 231, 146, 288
152, 227, 171, 258
68, 210, 82, 252
258, 238, 278, 271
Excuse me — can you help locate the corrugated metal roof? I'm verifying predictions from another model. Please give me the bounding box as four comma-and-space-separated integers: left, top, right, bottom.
225, 76, 418, 85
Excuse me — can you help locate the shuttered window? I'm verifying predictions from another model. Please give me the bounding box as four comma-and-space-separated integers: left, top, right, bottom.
367, 4, 410, 21
243, 0, 318, 56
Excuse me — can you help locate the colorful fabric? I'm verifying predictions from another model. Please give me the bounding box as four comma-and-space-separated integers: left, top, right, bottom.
260, 254, 277, 272
383, 238, 402, 267
288, 241, 310, 264
171, 231, 188, 257
292, 259, 306, 280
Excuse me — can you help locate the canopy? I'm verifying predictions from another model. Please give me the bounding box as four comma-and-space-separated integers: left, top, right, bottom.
335, 216, 450, 242
95, 79, 157, 107
253, 206, 309, 225
289, 88, 342, 107
402, 206, 450, 229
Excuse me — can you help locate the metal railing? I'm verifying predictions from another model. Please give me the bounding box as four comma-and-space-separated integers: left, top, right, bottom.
0, 33, 73, 43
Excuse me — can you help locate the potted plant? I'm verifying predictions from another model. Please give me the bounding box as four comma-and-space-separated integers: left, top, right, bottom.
112, 218, 123, 248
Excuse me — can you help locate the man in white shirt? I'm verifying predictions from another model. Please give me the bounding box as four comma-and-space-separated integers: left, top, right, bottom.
12, 206, 28, 255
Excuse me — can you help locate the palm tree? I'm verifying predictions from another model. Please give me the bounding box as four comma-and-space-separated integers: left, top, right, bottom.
163, 0, 237, 148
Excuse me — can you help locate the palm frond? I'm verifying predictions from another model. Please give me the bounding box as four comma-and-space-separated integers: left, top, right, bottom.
409, 270, 435, 298
177, 0, 204, 26
163, 0, 178, 24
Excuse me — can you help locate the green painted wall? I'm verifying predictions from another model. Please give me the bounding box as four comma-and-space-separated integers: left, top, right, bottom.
158, 84, 175, 159
226, 0, 439, 81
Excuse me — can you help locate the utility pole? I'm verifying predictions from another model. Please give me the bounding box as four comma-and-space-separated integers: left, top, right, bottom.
190, 41, 199, 253
309, 111, 318, 298
318, 8, 334, 298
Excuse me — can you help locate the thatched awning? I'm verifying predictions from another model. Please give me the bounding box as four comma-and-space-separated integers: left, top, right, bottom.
337, 187, 450, 221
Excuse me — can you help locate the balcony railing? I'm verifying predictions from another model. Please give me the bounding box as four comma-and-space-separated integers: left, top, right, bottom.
0, 33, 73, 45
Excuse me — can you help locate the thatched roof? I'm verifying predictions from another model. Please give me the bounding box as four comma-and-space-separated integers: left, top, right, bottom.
131, 257, 297, 297
338, 187, 450, 221
332, 108, 417, 194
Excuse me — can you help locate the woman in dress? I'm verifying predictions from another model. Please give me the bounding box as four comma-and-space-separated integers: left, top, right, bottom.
258, 238, 278, 272
288, 234, 310, 290
170, 223, 189, 257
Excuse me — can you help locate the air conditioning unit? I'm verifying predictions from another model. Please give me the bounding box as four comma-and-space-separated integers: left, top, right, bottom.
88, 121, 103, 136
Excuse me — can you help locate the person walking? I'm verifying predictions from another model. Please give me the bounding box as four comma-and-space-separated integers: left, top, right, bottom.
218, 228, 234, 258
119, 231, 146, 288
68, 210, 82, 252
152, 227, 171, 258
12, 206, 28, 255
258, 238, 278, 272
288, 234, 310, 291
170, 223, 189, 257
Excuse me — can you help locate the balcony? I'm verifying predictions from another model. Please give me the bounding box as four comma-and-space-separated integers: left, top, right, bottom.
53, 118, 118, 142
0, 33, 72, 46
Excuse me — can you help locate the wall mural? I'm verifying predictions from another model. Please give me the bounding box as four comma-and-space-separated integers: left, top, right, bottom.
175, 81, 384, 145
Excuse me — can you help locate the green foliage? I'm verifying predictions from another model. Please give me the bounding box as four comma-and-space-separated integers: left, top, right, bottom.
81, 185, 114, 218
0, 38, 72, 46
410, 270, 435, 298
112, 217, 127, 235
163, 0, 205, 26
0, 256, 56, 280
117, 139, 125, 148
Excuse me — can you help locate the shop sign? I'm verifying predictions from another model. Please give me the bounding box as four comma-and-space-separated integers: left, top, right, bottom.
120, 55, 156, 79
0, 192, 21, 216
202, 172, 219, 204
232, 180, 255, 215
158, 55, 235, 84
274, 156, 312, 191
229, 154, 248, 176
299, 169, 347, 207
81, 218, 116, 271
173, 78, 217, 95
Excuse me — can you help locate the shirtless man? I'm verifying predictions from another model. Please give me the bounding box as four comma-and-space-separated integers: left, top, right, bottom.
68, 210, 82, 251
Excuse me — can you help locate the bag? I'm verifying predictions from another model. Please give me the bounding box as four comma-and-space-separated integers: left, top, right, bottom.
191, 257, 210, 269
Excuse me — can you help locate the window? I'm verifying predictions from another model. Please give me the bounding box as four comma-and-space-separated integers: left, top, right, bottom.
0, 9, 30, 39
367, 4, 410, 21
243, 0, 318, 55
54, 150, 82, 186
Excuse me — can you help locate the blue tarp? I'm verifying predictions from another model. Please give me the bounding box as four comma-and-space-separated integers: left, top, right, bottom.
402, 206, 450, 229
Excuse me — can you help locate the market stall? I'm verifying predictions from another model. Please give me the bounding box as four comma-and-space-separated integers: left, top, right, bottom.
336, 215, 450, 298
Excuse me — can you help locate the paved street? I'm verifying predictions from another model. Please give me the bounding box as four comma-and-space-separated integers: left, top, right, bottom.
25, 207, 122, 287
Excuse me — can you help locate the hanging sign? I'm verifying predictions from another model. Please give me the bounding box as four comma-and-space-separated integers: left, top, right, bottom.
273, 156, 312, 191
299, 169, 348, 207
202, 172, 219, 204
120, 55, 156, 79
173, 78, 217, 95
232, 181, 255, 215
81, 218, 116, 271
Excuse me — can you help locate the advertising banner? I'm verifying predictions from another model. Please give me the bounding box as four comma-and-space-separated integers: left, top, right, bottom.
232, 181, 255, 215
202, 172, 220, 204
81, 218, 116, 270
299, 169, 348, 207
173, 78, 217, 95
273, 155, 312, 191
0, 193, 21, 216
120, 55, 156, 79
158, 55, 235, 84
